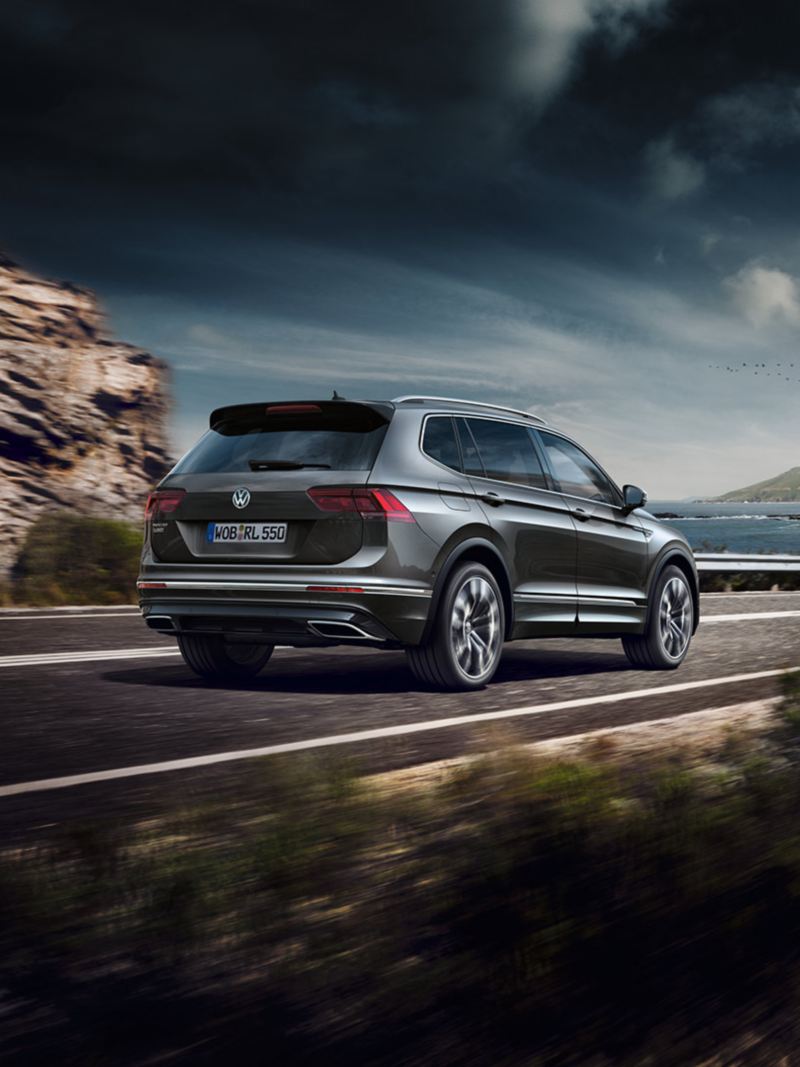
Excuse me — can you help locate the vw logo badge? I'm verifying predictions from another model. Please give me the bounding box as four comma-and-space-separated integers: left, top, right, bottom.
232, 487, 251, 509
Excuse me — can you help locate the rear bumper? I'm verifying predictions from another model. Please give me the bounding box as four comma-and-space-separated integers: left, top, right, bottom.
136, 575, 432, 646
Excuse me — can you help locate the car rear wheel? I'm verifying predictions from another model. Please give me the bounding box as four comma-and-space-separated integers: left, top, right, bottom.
622, 565, 694, 670
407, 562, 505, 690
178, 635, 274, 682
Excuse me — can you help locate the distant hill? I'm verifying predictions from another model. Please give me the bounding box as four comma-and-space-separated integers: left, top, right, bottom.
715, 467, 800, 502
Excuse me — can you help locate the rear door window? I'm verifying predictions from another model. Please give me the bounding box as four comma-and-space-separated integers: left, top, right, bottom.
172, 403, 389, 474
538, 431, 619, 505
466, 418, 548, 489
421, 416, 462, 471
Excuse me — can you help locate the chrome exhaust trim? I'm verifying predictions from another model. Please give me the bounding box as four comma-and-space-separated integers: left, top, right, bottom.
307, 620, 382, 641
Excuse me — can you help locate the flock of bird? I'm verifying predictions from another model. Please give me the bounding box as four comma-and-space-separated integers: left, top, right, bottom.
707, 361, 800, 381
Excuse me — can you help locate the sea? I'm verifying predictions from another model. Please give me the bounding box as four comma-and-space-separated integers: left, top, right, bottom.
647, 502, 800, 555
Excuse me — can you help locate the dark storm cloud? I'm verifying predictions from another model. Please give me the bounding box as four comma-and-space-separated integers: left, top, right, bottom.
1, 1, 500, 188
0, 0, 798, 202
0, 0, 671, 199
3, 1, 800, 496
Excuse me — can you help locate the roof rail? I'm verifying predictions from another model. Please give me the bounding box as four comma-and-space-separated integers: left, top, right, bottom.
391, 395, 546, 426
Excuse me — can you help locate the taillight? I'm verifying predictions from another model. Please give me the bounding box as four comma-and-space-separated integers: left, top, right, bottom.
307, 487, 415, 523
145, 489, 185, 519
370, 489, 414, 521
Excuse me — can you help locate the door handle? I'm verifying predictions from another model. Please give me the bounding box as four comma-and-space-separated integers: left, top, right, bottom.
480, 491, 504, 507
573, 507, 590, 522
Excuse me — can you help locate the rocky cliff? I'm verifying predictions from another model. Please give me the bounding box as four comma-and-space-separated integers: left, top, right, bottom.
0, 255, 171, 577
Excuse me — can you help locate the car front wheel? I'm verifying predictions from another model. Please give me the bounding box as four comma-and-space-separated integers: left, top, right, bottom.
407, 562, 505, 690
178, 634, 274, 682
622, 565, 694, 670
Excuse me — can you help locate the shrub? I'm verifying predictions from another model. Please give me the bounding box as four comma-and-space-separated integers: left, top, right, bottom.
13, 512, 141, 604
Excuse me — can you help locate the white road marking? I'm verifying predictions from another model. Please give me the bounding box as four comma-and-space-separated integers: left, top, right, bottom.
0, 605, 139, 615
1, 666, 797, 799
701, 611, 800, 623
701, 591, 800, 598
0, 648, 181, 668
0, 612, 142, 622
0, 645, 301, 669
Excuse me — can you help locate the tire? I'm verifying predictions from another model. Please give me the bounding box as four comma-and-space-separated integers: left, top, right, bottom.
622, 565, 694, 670
407, 562, 505, 691
178, 634, 274, 682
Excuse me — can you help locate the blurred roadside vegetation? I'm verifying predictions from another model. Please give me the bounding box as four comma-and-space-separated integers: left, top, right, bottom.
699, 571, 800, 591
0, 513, 141, 606
3, 676, 800, 1065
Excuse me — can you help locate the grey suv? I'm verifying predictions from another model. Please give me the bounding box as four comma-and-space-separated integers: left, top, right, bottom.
138, 396, 698, 689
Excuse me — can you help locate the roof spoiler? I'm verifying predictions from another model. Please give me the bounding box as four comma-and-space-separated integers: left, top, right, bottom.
209, 399, 394, 429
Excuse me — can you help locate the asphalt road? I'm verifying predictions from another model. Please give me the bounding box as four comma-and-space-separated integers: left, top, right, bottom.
1, 592, 799, 838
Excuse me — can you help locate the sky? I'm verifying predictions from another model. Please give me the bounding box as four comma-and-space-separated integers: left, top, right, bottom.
2, 0, 800, 498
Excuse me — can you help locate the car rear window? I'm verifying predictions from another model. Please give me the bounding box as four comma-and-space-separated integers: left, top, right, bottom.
466, 418, 547, 488
172, 404, 389, 474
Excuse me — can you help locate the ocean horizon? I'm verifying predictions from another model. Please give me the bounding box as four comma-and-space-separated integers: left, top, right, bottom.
647, 501, 800, 554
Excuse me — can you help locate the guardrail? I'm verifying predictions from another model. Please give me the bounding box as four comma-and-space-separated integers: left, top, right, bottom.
694, 553, 800, 572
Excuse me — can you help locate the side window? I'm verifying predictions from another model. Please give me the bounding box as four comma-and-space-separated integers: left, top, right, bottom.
466, 418, 547, 489
456, 418, 485, 477
538, 432, 618, 504
422, 416, 461, 471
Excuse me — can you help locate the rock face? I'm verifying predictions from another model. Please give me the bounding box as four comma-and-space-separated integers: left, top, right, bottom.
0, 254, 171, 577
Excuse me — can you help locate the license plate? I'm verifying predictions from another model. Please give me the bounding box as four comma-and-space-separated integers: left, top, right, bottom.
207, 522, 288, 544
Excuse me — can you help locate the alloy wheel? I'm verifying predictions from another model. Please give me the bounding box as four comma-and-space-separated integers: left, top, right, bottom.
659, 576, 692, 659
449, 575, 501, 680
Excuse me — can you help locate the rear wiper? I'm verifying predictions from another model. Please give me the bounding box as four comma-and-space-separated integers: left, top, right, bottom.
248, 459, 332, 471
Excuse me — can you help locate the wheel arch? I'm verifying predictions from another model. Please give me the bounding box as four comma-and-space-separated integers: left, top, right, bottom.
423, 538, 514, 642
646, 548, 700, 634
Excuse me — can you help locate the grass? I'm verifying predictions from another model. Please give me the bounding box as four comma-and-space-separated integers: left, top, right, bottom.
4, 711, 800, 1066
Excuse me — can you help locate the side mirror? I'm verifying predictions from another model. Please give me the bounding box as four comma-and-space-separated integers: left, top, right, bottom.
622, 484, 647, 513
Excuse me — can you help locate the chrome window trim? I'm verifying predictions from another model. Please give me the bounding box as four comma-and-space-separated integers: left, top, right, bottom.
463, 471, 571, 508
417, 414, 629, 514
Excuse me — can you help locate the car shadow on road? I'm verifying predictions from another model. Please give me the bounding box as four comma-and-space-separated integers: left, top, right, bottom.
103, 645, 633, 695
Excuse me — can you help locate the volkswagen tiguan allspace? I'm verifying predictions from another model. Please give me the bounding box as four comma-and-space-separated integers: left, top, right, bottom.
138, 396, 698, 690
